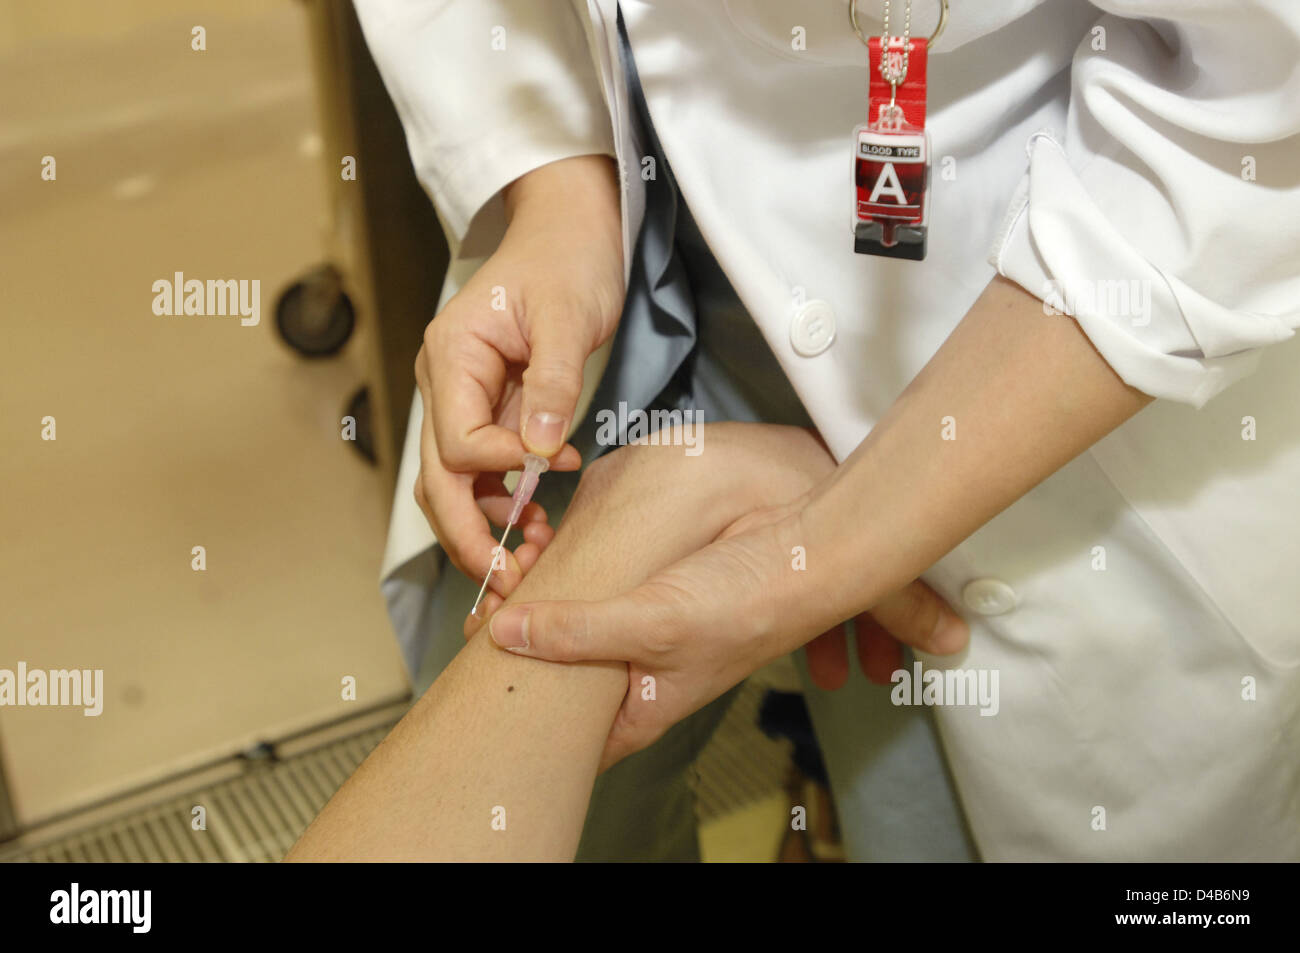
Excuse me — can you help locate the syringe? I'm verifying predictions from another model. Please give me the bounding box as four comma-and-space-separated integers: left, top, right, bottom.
469, 452, 550, 618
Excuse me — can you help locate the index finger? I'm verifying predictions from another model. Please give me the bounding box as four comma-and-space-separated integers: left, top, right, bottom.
424, 323, 530, 473
416, 402, 524, 596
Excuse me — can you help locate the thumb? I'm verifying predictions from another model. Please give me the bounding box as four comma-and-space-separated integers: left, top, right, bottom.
487, 595, 641, 662
520, 319, 588, 457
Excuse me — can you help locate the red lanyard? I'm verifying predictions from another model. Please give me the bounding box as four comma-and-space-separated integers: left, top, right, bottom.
851, 1, 947, 261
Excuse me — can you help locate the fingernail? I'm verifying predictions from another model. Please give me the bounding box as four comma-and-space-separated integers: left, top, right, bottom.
490, 608, 530, 650
524, 412, 565, 453
928, 612, 967, 654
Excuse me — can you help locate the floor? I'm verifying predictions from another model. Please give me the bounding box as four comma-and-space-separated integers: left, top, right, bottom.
694, 664, 806, 863
0, 0, 408, 827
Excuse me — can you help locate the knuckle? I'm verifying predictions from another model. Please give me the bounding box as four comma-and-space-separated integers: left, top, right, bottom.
422, 318, 461, 368
522, 345, 581, 383
416, 472, 440, 515
421, 322, 441, 353
437, 439, 474, 472
414, 352, 433, 391
543, 604, 584, 659
635, 591, 680, 659
642, 629, 675, 661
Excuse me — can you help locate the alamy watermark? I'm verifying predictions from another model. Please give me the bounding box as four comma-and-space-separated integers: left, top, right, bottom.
50, 883, 150, 933
891, 661, 999, 716
1043, 278, 1151, 327
0, 662, 104, 716
152, 272, 260, 326
594, 401, 704, 456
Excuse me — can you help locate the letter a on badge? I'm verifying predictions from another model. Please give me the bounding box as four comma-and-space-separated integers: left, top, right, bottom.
869, 162, 907, 204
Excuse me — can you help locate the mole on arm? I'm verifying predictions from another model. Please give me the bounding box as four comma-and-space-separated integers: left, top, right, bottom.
507, 685, 514, 693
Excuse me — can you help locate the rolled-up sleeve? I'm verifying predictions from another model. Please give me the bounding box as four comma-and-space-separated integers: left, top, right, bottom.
991, 0, 1300, 407
354, 0, 615, 251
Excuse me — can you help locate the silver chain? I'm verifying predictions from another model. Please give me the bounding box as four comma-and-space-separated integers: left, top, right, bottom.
879, 0, 913, 88
851, 0, 948, 54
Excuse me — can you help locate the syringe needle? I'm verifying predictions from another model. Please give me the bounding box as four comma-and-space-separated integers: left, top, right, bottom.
470, 520, 513, 618
468, 452, 550, 621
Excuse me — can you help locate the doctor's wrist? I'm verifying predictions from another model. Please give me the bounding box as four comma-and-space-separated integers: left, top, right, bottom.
502, 154, 621, 244
719, 498, 853, 662
496, 154, 625, 329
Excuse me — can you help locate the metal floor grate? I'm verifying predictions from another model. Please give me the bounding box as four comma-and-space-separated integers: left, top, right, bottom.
0, 723, 394, 863
690, 678, 794, 823
2, 670, 800, 861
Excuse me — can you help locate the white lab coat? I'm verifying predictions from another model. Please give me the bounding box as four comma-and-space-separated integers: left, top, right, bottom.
356, 0, 1300, 860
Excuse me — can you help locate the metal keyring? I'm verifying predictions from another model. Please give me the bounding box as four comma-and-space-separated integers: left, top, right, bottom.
850, 0, 948, 49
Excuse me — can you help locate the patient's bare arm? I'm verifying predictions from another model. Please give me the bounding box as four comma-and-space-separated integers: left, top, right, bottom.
286, 423, 834, 861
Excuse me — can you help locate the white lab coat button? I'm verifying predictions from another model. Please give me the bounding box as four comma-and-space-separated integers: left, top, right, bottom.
961, 578, 1018, 616
790, 299, 836, 357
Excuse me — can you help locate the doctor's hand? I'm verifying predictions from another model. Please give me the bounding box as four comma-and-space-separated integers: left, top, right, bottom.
414, 154, 625, 594
801, 578, 966, 690
474, 502, 968, 771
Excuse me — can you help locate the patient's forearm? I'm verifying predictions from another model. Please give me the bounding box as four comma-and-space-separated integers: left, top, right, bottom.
287, 425, 831, 861
288, 626, 622, 861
